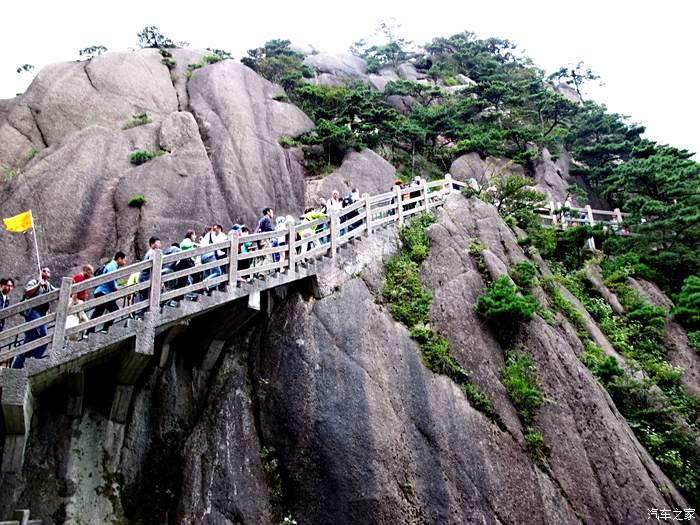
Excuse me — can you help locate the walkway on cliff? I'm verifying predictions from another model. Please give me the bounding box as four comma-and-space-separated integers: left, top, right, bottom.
0, 175, 624, 473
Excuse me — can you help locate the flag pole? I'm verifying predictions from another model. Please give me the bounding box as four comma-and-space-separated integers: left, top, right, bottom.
30, 210, 42, 275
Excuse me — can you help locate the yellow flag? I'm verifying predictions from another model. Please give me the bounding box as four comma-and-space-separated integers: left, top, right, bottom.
3, 210, 32, 232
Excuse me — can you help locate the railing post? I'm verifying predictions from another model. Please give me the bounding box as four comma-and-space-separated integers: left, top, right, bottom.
549, 201, 556, 225
423, 182, 430, 212
51, 277, 73, 350
228, 235, 238, 288
444, 173, 453, 195
395, 185, 404, 224
363, 193, 373, 236
287, 223, 296, 271
585, 205, 595, 227
329, 210, 338, 257
614, 208, 623, 223
585, 204, 596, 250
148, 250, 163, 313
557, 201, 566, 230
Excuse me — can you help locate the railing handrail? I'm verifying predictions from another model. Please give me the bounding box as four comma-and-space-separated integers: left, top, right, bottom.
0, 176, 629, 365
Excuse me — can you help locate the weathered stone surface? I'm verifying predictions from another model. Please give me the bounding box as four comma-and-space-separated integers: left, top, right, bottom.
306, 149, 396, 204
396, 62, 420, 81
187, 60, 314, 226
308, 72, 349, 88
449, 152, 524, 187
303, 53, 366, 78
257, 281, 579, 524
14, 50, 178, 148
555, 82, 581, 103
420, 195, 688, 523
0, 112, 228, 280
533, 147, 571, 202
628, 277, 700, 396
455, 74, 476, 86
385, 94, 418, 114
368, 68, 399, 92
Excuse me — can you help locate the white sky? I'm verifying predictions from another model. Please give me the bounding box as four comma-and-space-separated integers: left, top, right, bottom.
1, 0, 697, 156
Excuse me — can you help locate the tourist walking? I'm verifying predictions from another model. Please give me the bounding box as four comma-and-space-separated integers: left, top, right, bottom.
12, 268, 56, 368
85, 252, 127, 336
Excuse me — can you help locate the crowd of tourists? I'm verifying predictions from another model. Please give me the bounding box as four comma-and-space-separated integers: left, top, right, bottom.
0, 188, 367, 369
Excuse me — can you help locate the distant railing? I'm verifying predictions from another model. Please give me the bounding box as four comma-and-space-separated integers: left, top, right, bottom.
449, 179, 626, 231
0, 176, 456, 364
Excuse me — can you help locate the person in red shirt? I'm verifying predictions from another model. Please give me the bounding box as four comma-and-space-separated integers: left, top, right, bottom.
72, 265, 94, 302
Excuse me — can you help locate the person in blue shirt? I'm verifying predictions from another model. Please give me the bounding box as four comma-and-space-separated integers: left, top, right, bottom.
85, 251, 127, 336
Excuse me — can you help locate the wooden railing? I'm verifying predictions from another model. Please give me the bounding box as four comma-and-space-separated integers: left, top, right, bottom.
0, 176, 628, 365
0, 176, 456, 364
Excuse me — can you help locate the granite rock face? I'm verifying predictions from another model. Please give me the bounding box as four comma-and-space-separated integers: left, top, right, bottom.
0, 195, 689, 524
187, 60, 314, 226
0, 51, 313, 283
306, 149, 397, 204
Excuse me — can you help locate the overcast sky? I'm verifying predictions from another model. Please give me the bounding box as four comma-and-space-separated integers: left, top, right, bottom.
1, 0, 697, 156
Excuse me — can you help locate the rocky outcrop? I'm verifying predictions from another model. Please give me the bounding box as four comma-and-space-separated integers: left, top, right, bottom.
1, 195, 688, 524
449, 152, 524, 187
303, 53, 366, 77
0, 52, 314, 283
420, 196, 688, 523
187, 60, 314, 226
628, 277, 700, 396
305, 149, 396, 204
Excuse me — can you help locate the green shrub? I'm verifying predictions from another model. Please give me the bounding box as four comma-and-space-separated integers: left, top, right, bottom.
273, 94, 290, 102
688, 331, 700, 354
278, 136, 297, 148
511, 260, 537, 289
161, 57, 176, 69
399, 213, 434, 263
127, 195, 147, 207
122, 112, 152, 130
129, 150, 163, 165
475, 276, 539, 341
499, 352, 545, 426
383, 253, 432, 327
529, 227, 557, 258
673, 275, 700, 330
524, 428, 546, 464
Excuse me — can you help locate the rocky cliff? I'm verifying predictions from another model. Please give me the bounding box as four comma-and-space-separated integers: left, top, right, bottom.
0, 49, 697, 524
1, 194, 694, 524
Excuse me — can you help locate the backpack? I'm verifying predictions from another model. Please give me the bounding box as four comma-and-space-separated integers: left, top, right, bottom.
342, 195, 354, 208
94, 263, 109, 276
254, 219, 263, 234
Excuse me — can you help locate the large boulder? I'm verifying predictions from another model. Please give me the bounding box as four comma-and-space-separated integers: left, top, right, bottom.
11, 50, 178, 148
187, 60, 314, 226
449, 152, 524, 187
0, 112, 228, 280
305, 149, 396, 204
303, 53, 366, 78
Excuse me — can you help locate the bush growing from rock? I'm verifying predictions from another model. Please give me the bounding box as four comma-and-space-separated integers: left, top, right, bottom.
511, 260, 537, 289
475, 276, 539, 340
129, 150, 163, 165
122, 113, 152, 130
127, 195, 147, 207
